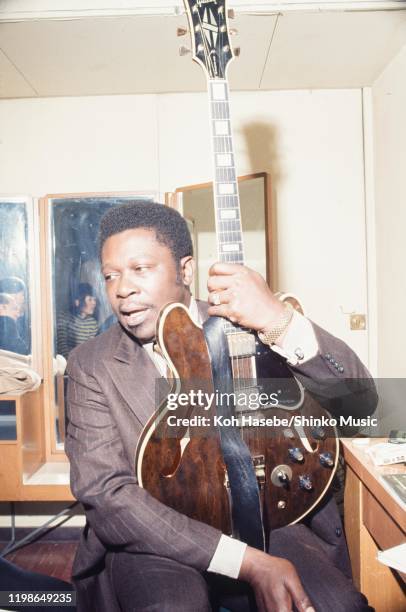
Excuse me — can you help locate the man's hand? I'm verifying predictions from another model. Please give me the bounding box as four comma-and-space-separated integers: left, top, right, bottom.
239, 546, 314, 612
207, 262, 286, 333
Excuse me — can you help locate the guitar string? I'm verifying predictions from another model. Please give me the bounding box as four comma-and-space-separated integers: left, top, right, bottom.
200, 11, 244, 425
223, 81, 246, 405
199, 12, 251, 430
214, 81, 251, 430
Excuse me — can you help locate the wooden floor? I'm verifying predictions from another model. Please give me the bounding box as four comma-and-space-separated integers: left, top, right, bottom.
1, 541, 77, 584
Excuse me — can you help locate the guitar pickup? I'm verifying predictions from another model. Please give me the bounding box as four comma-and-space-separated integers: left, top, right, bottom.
227, 332, 256, 357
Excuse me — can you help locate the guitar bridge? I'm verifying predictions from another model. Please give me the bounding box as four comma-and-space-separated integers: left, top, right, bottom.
233, 386, 261, 414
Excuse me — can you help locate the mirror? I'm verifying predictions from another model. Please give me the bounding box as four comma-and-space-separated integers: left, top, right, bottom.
44, 194, 156, 450
175, 173, 271, 298
0, 199, 32, 358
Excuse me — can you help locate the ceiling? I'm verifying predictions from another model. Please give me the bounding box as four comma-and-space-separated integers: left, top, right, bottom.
1, 8, 406, 98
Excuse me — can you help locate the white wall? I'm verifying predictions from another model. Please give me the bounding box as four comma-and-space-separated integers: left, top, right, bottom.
0, 95, 159, 194
0, 88, 369, 362
372, 44, 406, 377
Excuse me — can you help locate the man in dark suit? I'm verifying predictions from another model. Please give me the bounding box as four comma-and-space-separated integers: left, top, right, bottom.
66, 202, 376, 612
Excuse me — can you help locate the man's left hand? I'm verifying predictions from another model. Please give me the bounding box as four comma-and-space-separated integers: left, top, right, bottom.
207, 262, 286, 332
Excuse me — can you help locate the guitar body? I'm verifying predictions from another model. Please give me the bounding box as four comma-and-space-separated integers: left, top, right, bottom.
136, 303, 338, 538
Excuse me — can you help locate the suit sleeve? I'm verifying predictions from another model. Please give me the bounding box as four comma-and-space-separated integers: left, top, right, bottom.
291, 321, 378, 433
65, 349, 222, 571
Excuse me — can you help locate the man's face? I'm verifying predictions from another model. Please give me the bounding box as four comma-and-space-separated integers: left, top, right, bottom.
101, 228, 193, 342
81, 295, 97, 316
0, 297, 20, 320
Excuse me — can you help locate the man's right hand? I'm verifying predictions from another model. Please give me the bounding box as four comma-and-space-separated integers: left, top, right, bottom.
239, 546, 315, 612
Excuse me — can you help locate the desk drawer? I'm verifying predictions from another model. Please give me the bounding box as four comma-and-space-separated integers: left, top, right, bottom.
363, 486, 405, 551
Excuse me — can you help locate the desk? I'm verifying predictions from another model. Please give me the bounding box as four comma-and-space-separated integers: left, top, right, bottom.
0, 387, 73, 502
342, 438, 406, 611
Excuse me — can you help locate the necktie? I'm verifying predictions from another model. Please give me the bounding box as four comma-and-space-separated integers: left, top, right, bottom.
153, 342, 173, 380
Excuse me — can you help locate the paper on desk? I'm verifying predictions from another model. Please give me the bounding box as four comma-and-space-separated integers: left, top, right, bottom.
377, 543, 406, 573
366, 442, 406, 466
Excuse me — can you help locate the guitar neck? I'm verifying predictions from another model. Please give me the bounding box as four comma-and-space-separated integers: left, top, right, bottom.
208, 79, 244, 266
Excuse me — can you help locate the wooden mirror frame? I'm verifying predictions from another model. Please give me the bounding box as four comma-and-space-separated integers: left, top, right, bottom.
166, 172, 273, 288
0, 195, 41, 371
39, 192, 158, 459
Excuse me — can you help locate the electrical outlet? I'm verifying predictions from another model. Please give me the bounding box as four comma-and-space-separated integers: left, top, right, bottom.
350, 314, 366, 331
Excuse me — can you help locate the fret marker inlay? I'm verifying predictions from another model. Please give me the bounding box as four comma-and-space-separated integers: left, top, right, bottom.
216, 153, 232, 167
212, 82, 226, 100
222, 244, 240, 252
220, 209, 237, 219
218, 183, 235, 195
215, 121, 229, 135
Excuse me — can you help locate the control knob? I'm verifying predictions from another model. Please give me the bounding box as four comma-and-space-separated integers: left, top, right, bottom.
299, 474, 313, 491
319, 452, 334, 468
288, 447, 304, 462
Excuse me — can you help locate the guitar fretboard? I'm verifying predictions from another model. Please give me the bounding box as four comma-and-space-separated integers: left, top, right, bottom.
209, 79, 244, 267
209, 79, 245, 335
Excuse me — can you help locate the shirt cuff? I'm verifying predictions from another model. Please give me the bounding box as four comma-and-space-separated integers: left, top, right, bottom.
271, 310, 319, 366
207, 535, 247, 579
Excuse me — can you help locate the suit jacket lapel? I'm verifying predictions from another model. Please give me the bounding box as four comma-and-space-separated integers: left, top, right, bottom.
105, 299, 209, 426
106, 327, 168, 426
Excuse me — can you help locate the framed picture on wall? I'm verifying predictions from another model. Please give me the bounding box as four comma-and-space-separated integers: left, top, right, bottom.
167, 173, 272, 300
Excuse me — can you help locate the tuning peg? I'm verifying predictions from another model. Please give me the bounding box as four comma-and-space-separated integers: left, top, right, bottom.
176, 27, 188, 37
179, 46, 191, 56
228, 8, 235, 19
234, 47, 241, 57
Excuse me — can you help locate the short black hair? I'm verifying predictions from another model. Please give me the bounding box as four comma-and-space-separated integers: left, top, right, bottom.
0, 277, 25, 294
98, 201, 193, 263
72, 283, 95, 314
74, 282, 94, 302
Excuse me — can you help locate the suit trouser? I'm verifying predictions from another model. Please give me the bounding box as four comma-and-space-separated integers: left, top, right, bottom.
106, 522, 373, 612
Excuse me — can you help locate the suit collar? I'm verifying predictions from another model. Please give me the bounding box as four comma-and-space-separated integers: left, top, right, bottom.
113, 325, 141, 364
106, 299, 209, 426
107, 325, 164, 426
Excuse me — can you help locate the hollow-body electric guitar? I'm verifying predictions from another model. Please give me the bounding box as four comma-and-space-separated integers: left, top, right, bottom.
135, 0, 338, 549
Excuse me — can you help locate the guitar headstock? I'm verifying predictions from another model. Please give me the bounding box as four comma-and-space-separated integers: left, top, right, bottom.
183, 0, 234, 80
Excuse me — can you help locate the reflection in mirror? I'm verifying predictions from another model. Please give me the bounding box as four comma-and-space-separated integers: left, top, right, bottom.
0, 201, 31, 357
48, 195, 155, 448
180, 174, 269, 299
0, 400, 17, 442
